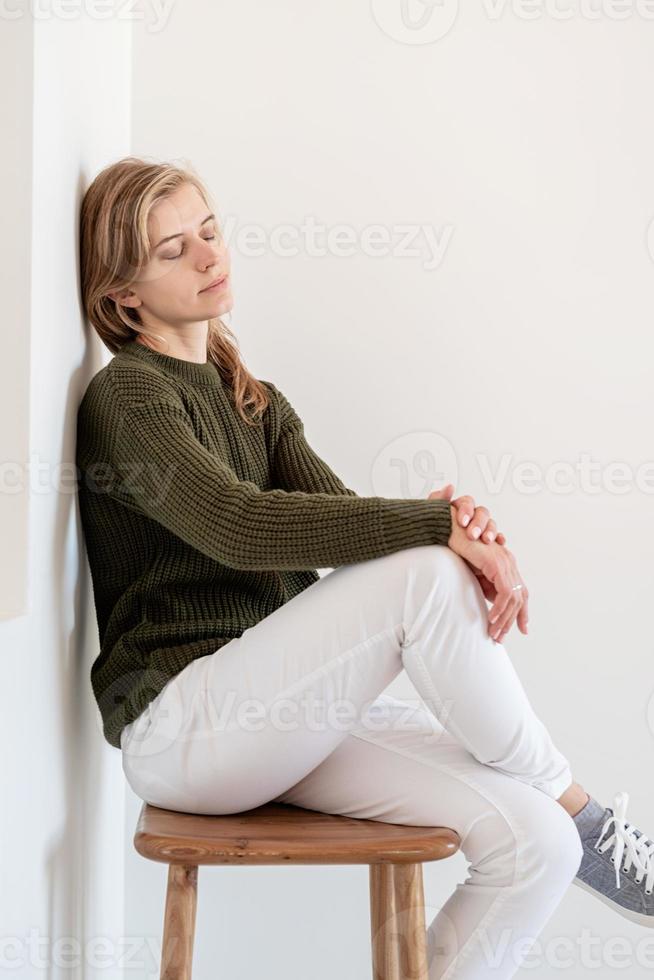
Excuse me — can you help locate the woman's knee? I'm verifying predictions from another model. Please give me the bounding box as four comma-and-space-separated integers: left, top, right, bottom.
463, 787, 583, 891
516, 793, 584, 887
388, 543, 474, 591
389, 544, 485, 620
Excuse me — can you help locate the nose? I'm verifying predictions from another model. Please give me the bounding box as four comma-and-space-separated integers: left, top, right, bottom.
197, 236, 224, 270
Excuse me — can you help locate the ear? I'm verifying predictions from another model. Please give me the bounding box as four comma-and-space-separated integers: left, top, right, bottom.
106, 287, 141, 309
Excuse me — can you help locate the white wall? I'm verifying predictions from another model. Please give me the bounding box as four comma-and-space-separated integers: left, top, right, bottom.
0, 12, 132, 980
125, 3, 654, 977
0, 12, 31, 620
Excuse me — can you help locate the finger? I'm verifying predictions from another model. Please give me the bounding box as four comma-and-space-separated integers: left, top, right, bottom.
487, 564, 513, 627
495, 531, 507, 546
495, 579, 528, 641
516, 588, 529, 634
452, 495, 475, 528
490, 595, 520, 641
428, 484, 454, 500
486, 554, 518, 631
481, 518, 498, 544
498, 596, 527, 642
468, 506, 491, 540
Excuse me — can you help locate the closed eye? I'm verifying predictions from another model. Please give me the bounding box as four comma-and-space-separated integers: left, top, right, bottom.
165, 235, 217, 260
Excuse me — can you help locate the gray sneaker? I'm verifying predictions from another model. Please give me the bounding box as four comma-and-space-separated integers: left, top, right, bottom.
572, 790, 654, 927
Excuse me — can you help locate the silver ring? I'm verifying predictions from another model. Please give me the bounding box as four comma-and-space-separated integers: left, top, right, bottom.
511, 584, 523, 591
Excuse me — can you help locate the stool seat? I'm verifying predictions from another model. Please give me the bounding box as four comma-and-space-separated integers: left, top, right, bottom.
134, 800, 460, 866
133, 800, 461, 979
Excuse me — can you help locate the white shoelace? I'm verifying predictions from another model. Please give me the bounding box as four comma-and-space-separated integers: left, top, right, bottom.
593, 791, 654, 893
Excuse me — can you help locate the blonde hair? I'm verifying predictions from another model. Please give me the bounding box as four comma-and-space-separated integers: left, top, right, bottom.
79, 155, 270, 425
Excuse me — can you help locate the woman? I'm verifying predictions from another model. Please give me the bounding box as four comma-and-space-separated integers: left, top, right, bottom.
76, 156, 654, 978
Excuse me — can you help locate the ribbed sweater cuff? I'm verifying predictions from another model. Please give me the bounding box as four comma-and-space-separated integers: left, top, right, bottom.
379, 498, 453, 551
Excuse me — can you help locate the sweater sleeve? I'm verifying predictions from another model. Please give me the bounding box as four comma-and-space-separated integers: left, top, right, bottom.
267, 382, 359, 497
107, 396, 453, 571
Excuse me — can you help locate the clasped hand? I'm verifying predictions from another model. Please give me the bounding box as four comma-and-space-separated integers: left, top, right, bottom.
428, 484, 529, 645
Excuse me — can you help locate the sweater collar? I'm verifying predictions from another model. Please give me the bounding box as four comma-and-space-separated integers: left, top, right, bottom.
119, 338, 222, 386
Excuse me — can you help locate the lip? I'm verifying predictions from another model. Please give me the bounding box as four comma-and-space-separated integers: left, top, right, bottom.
200, 274, 229, 293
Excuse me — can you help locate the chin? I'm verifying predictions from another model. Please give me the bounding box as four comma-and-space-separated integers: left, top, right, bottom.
209, 294, 234, 314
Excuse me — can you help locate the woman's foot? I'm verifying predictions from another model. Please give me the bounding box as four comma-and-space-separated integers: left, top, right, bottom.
571, 790, 654, 927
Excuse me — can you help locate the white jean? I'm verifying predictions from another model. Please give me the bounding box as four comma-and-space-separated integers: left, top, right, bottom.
121, 544, 584, 979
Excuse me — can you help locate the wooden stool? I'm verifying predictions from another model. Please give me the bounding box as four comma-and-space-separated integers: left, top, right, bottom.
133, 800, 460, 980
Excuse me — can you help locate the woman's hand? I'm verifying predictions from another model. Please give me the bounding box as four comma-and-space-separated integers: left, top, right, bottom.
428, 484, 507, 546
446, 504, 529, 643
428, 485, 510, 622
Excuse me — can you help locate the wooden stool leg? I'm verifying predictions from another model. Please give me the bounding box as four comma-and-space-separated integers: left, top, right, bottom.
160, 864, 198, 980
370, 862, 429, 980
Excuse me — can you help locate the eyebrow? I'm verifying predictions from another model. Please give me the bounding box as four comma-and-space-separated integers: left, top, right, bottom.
153, 213, 216, 249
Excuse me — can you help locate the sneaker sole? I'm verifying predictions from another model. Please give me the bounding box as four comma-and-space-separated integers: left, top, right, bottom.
573, 877, 654, 928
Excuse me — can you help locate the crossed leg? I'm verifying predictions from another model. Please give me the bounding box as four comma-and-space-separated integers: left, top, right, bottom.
273, 693, 583, 980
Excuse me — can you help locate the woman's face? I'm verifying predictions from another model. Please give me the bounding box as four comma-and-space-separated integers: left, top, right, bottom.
114, 181, 233, 328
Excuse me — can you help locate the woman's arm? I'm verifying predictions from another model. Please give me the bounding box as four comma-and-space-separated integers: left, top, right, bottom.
102, 393, 452, 572
264, 381, 358, 497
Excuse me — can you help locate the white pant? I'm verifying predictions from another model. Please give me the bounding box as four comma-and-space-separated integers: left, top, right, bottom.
121, 545, 584, 979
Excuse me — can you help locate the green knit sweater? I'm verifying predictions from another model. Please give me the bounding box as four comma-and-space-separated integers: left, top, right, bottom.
75, 339, 453, 749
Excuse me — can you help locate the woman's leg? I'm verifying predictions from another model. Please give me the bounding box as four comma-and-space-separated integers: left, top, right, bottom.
272, 693, 584, 980
121, 544, 575, 817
